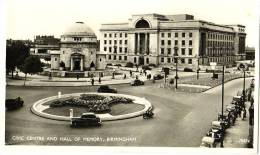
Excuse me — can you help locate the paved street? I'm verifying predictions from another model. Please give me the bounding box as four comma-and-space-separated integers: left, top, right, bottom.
5, 78, 252, 147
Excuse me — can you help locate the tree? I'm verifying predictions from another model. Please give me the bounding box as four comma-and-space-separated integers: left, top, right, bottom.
6, 41, 30, 78
20, 56, 43, 86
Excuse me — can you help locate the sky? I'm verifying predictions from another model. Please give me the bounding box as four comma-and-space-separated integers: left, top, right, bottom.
5, 0, 259, 47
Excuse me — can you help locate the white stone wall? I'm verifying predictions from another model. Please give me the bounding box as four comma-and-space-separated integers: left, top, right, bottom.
51, 55, 60, 70
96, 55, 107, 70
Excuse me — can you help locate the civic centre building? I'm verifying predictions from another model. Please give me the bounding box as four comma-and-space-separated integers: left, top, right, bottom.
100, 14, 246, 68
50, 22, 106, 72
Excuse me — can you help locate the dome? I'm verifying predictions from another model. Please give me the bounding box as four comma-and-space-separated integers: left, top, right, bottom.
62, 22, 96, 37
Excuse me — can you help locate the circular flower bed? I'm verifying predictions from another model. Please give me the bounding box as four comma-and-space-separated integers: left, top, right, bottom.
47, 94, 133, 114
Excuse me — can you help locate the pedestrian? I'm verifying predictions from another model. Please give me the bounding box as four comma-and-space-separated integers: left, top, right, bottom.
91, 78, 94, 86
136, 75, 138, 80
249, 104, 254, 125
98, 77, 101, 84
144, 70, 147, 76
76, 74, 79, 80
124, 74, 126, 79
130, 70, 132, 77
242, 108, 246, 120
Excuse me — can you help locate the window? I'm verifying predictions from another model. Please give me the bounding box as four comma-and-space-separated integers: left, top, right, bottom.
174, 58, 177, 63
100, 58, 102, 61
104, 33, 107, 37
182, 40, 185, 46
175, 33, 178, 37
104, 40, 107, 44
161, 57, 164, 63
119, 47, 122, 53
109, 33, 112, 37
108, 55, 111, 60
189, 33, 192, 37
161, 33, 165, 37
134, 57, 136, 63
188, 59, 192, 64
182, 33, 185, 37
109, 40, 112, 44
161, 48, 164, 54
113, 55, 116, 60
146, 58, 149, 64
109, 47, 112, 53
167, 58, 171, 63
114, 47, 117, 53
119, 56, 122, 60
104, 47, 107, 51
161, 40, 165, 46
188, 49, 192, 55
120, 33, 122, 37
181, 58, 185, 64
114, 33, 117, 37
73, 37, 82, 41
125, 40, 127, 45
55, 58, 57, 61
125, 33, 128, 37
119, 40, 122, 44
167, 48, 171, 55
168, 33, 171, 38
124, 56, 127, 60
175, 40, 178, 45
124, 47, 127, 53
181, 48, 185, 55
168, 40, 171, 45
114, 40, 117, 44
189, 40, 192, 46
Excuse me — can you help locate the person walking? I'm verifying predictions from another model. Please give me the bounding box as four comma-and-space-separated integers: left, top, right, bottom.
91, 78, 94, 86
98, 77, 101, 84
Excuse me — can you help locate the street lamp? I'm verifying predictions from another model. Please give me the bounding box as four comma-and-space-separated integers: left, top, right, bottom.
173, 46, 179, 89
220, 64, 225, 148
195, 54, 200, 80
239, 63, 246, 108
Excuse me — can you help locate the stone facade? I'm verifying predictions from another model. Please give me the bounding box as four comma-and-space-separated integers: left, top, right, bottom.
100, 14, 246, 68
50, 22, 106, 71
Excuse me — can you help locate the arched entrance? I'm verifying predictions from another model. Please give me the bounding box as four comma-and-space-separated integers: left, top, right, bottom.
70, 53, 84, 71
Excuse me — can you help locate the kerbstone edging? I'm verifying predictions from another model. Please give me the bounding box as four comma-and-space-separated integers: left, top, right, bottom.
31, 92, 152, 121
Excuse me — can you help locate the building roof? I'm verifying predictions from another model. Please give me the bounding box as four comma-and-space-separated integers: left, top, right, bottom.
62, 22, 96, 37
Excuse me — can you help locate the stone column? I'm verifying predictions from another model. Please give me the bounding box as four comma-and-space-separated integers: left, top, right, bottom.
80, 57, 83, 71
137, 33, 140, 54
70, 58, 73, 71
144, 33, 147, 54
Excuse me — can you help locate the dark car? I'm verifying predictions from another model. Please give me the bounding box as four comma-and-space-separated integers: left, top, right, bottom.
97, 85, 117, 93
153, 74, 164, 80
131, 79, 144, 86
71, 113, 102, 127
5, 97, 24, 110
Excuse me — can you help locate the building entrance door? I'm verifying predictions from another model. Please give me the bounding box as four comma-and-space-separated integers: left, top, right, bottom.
73, 59, 81, 71
139, 57, 144, 65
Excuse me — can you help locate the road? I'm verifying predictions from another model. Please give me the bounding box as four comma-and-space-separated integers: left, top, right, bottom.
5, 78, 252, 147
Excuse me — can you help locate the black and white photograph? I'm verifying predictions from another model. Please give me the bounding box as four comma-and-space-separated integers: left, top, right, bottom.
1, 0, 259, 154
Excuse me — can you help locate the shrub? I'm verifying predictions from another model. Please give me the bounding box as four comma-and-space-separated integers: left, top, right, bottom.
59, 61, 65, 68
148, 63, 157, 67
142, 65, 151, 70
183, 67, 193, 72
106, 63, 112, 66
125, 62, 134, 68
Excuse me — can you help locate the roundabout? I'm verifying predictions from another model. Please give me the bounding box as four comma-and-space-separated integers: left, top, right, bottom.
31, 92, 152, 121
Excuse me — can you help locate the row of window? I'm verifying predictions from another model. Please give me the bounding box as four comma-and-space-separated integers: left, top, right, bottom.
104, 33, 128, 38
104, 46, 128, 53
208, 33, 234, 40
160, 48, 193, 56
207, 50, 234, 57
107, 55, 128, 61
104, 40, 128, 45
161, 32, 193, 38
160, 57, 193, 64
208, 41, 234, 47
161, 40, 193, 46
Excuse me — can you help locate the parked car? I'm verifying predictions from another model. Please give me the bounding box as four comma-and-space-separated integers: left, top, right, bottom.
5, 97, 24, 110
131, 79, 144, 86
97, 85, 117, 93
71, 113, 102, 127
153, 74, 164, 80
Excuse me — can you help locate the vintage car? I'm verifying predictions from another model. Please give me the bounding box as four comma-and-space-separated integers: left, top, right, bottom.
5, 97, 24, 110
153, 74, 164, 80
97, 85, 117, 93
130, 79, 144, 86
71, 113, 102, 127
200, 136, 215, 148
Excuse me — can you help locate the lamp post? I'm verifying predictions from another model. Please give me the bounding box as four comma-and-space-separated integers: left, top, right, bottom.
239, 64, 246, 108
173, 46, 179, 89
195, 54, 200, 80
220, 64, 225, 148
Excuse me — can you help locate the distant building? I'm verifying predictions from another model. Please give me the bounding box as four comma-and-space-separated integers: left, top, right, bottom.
100, 14, 246, 68
6, 39, 33, 47
50, 22, 106, 72
245, 46, 255, 60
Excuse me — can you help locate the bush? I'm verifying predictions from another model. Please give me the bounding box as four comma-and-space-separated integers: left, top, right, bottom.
106, 63, 112, 66
148, 63, 157, 67
142, 65, 151, 70
183, 67, 193, 72
125, 62, 134, 68
60, 61, 65, 68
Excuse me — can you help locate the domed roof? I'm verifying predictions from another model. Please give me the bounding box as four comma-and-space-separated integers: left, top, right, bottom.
62, 22, 96, 36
